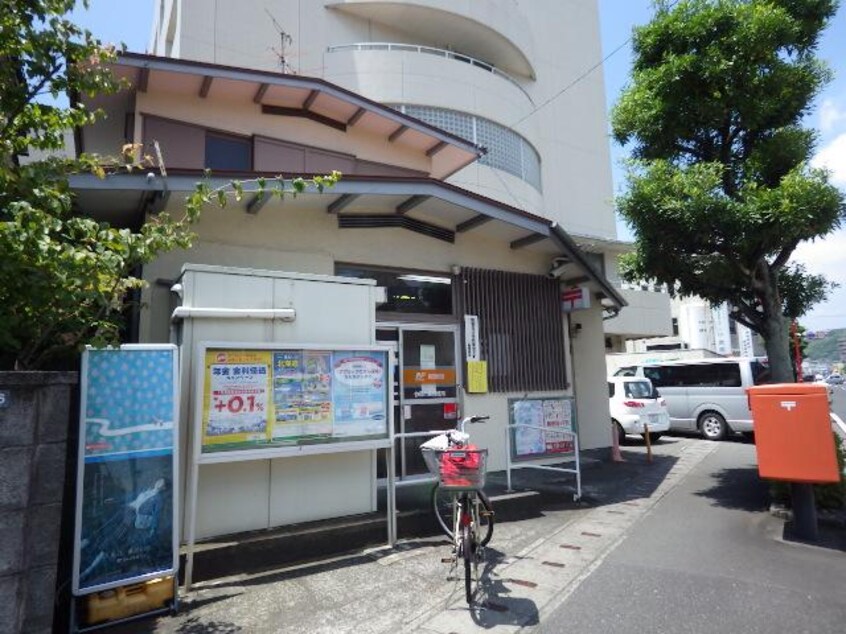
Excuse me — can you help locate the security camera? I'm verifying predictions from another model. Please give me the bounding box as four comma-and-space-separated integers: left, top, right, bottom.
146, 172, 156, 182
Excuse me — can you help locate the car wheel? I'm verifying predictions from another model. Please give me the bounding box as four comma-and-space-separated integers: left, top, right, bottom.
699, 412, 727, 441
614, 420, 627, 445
645, 432, 663, 443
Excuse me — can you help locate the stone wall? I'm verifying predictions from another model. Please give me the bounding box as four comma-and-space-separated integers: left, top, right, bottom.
0, 372, 77, 634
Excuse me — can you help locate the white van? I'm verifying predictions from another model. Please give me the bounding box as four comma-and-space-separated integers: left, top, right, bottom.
613, 357, 771, 440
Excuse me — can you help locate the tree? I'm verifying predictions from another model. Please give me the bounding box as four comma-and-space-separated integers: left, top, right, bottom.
0, 0, 337, 370
612, 0, 845, 383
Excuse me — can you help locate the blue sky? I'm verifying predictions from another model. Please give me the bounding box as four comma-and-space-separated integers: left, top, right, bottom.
72, 1, 846, 331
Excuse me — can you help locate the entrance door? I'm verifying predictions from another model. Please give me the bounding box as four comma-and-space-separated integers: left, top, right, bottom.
376, 324, 461, 480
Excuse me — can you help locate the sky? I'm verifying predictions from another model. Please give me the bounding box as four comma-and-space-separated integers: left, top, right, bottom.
72, 0, 846, 332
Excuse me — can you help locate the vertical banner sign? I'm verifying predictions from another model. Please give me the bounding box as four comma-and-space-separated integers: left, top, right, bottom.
509, 397, 577, 460
74, 345, 178, 595
464, 315, 480, 361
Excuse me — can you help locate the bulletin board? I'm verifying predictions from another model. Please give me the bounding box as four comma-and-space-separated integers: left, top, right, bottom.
508, 396, 578, 461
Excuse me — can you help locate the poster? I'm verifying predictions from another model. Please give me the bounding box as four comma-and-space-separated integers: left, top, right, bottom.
512, 399, 545, 456
200, 346, 390, 452
543, 399, 574, 453
466, 360, 488, 393
272, 350, 332, 439
331, 351, 388, 437
75, 346, 177, 594
510, 397, 578, 460
203, 350, 272, 448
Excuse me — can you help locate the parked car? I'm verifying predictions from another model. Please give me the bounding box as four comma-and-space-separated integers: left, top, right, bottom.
826, 373, 844, 385
614, 357, 770, 441
608, 376, 670, 445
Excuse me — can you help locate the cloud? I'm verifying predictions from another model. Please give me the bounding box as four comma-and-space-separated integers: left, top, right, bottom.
819, 99, 846, 134
811, 132, 846, 188
793, 229, 846, 330
793, 229, 846, 285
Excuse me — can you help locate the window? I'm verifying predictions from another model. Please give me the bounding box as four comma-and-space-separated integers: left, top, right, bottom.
624, 380, 655, 399
672, 317, 679, 336
608, 382, 615, 397
644, 365, 672, 387
614, 366, 637, 377
752, 360, 771, 385
391, 104, 542, 191
205, 132, 251, 171
335, 265, 453, 315
460, 268, 565, 392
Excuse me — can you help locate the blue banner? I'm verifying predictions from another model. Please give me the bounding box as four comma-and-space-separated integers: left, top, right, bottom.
74, 346, 178, 594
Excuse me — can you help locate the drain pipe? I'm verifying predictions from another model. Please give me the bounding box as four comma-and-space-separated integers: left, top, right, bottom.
170, 307, 297, 322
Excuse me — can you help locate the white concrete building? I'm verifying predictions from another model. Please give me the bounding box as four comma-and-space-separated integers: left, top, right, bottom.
64, 1, 674, 543
148, 0, 671, 347
626, 297, 763, 358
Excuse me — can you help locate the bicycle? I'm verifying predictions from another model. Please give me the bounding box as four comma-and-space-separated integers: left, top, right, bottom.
421, 415, 494, 604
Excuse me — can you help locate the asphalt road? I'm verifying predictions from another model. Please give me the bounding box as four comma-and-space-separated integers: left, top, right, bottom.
535, 441, 846, 634
830, 385, 846, 441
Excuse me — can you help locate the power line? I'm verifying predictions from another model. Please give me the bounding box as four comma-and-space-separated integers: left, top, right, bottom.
510, 0, 681, 130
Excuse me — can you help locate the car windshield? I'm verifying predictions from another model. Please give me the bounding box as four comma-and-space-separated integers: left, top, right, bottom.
624, 381, 655, 399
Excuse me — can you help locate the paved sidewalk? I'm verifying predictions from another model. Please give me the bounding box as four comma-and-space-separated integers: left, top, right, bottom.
116, 437, 719, 633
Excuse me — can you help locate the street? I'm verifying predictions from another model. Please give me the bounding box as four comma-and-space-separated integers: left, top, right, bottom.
116, 437, 845, 633
830, 385, 846, 441
536, 441, 846, 634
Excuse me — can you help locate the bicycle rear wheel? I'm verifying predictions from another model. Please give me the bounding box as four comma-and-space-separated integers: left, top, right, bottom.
432, 485, 494, 544
462, 522, 473, 604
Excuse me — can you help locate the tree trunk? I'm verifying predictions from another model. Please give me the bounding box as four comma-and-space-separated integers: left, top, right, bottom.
762, 310, 794, 383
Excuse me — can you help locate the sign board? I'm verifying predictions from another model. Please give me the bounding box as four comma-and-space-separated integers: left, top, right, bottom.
464, 315, 480, 361
466, 360, 488, 393
200, 346, 390, 453
561, 286, 591, 312
508, 397, 577, 461
73, 345, 178, 595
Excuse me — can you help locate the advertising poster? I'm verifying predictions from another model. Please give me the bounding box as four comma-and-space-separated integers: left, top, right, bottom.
200, 347, 390, 452
75, 347, 177, 594
272, 350, 332, 439
202, 349, 272, 450
331, 351, 388, 437
510, 397, 578, 461
543, 399, 574, 453
512, 399, 545, 457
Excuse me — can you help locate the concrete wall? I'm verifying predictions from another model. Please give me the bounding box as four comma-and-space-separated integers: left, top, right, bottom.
0, 372, 77, 634
149, 0, 617, 239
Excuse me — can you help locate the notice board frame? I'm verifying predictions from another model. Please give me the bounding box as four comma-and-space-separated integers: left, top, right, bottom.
507, 396, 579, 462
72, 344, 180, 596
183, 341, 396, 589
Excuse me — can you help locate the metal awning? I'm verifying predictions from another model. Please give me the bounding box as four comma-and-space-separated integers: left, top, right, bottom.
69, 171, 626, 309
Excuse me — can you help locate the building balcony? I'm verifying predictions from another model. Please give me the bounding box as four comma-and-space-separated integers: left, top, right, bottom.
326, 1, 535, 79
327, 43, 533, 104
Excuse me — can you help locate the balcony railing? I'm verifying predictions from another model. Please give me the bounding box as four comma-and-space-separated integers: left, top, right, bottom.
326, 42, 533, 104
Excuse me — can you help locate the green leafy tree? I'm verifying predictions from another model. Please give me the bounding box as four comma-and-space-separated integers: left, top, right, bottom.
612, 0, 845, 383
0, 0, 338, 370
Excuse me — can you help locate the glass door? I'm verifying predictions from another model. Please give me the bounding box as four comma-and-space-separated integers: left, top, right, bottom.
375, 324, 461, 480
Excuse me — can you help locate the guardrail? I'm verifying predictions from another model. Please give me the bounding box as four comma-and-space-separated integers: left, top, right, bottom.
327, 42, 534, 104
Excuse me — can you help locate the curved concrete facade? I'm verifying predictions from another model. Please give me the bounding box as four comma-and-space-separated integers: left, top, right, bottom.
150, 0, 617, 239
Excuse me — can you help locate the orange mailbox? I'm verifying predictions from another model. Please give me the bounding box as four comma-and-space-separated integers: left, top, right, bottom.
746, 383, 839, 483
